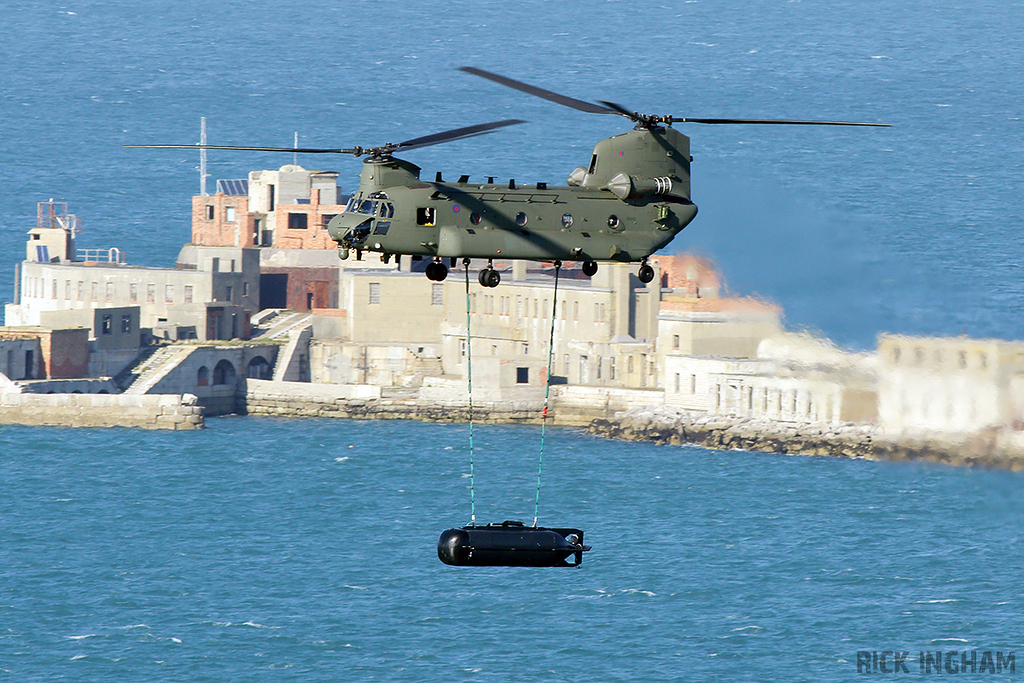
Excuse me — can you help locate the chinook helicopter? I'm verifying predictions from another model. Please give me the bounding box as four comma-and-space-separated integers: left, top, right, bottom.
128, 68, 888, 287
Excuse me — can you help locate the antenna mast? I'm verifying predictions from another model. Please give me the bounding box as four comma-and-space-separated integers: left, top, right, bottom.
200, 117, 210, 196
293, 131, 298, 167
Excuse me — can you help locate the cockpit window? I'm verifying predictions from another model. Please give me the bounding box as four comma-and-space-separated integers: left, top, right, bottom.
357, 200, 378, 215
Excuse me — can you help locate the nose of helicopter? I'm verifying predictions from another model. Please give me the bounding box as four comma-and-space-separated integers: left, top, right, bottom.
327, 214, 373, 247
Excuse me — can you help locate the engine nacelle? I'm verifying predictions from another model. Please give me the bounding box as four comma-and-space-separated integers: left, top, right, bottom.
606, 172, 680, 200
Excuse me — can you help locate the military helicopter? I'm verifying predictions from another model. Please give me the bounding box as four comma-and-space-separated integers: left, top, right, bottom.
128, 67, 888, 288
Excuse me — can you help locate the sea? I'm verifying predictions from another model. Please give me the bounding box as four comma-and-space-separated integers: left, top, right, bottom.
2, 0, 1023, 680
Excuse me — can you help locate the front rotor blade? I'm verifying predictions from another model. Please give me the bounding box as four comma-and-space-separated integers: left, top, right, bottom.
460, 67, 616, 115
668, 117, 891, 127
396, 119, 526, 151
123, 144, 359, 153
594, 100, 638, 120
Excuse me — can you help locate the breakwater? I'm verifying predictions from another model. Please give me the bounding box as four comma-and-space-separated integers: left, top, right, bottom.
0, 392, 203, 430
586, 406, 1024, 471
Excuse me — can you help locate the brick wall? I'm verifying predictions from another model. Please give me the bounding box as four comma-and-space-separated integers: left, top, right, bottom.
192, 194, 253, 247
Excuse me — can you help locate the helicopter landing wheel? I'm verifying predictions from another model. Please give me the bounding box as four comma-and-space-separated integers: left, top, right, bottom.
582, 260, 598, 277
426, 261, 448, 281
638, 263, 654, 284
479, 267, 501, 288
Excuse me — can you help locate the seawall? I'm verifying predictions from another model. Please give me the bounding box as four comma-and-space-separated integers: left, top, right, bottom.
0, 392, 203, 430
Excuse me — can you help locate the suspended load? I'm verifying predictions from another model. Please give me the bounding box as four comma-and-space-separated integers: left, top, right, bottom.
438, 520, 591, 567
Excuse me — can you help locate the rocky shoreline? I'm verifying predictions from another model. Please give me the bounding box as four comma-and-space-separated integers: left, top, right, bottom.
585, 406, 1024, 471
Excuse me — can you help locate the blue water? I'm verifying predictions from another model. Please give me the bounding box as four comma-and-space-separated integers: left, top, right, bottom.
3, 1, 1024, 680
2, 418, 1023, 682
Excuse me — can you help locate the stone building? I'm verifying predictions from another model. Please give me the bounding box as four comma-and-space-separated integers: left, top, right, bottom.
877, 334, 1024, 434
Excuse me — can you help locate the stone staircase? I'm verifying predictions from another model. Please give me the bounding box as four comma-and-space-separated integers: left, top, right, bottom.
123, 345, 198, 395
251, 309, 313, 341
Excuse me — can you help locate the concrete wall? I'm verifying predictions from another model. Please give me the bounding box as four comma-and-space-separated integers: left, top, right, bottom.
0, 392, 203, 430
310, 340, 442, 387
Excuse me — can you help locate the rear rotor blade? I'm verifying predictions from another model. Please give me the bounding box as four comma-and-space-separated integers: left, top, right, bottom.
460, 67, 616, 115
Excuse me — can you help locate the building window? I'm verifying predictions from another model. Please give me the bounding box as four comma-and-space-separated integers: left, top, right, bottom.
673, 334, 680, 350
609, 357, 616, 380
51, 279, 57, 299
321, 214, 337, 228
122, 314, 131, 334
106, 282, 114, 302
147, 283, 155, 303
184, 285, 193, 303
77, 281, 84, 301
288, 213, 308, 229
242, 282, 249, 297
573, 301, 579, 321
129, 283, 138, 303
597, 356, 603, 380
523, 343, 529, 356
226, 285, 233, 302
65, 280, 71, 300
101, 315, 112, 335
431, 283, 443, 306
91, 282, 98, 301
225, 206, 236, 222
460, 338, 467, 360
165, 284, 174, 303
205, 205, 214, 220
368, 282, 381, 305
517, 367, 529, 384
674, 373, 680, 393
690, 375, 697, 394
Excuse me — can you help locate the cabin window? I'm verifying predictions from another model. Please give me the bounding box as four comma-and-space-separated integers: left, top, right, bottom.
588, 154, 598, 174
288, 213, 308, 229
607, 215, 620, 230
416, 207, 436, 226
561, 213, 573, 228
470, 212, 482, 225
515, 212, 528, 227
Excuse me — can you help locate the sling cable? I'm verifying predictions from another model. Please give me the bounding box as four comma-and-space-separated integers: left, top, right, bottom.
438, 260, 591, 567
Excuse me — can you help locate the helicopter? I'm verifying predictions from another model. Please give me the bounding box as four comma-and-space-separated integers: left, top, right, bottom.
127, 67, 888, 288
